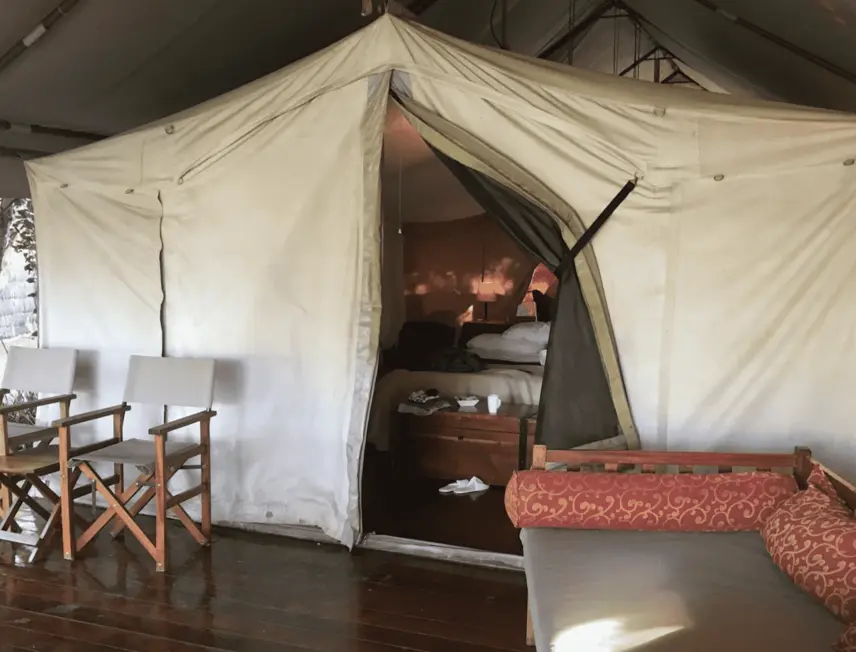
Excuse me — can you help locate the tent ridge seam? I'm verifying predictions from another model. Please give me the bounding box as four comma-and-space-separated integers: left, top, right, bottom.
176, 71, 394, 184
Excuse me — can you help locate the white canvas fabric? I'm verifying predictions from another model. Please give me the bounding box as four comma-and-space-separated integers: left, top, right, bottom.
24, 16, 856, 543
123, 356, 215, 408
25, 181, 166, 439
1, 346, 77, 395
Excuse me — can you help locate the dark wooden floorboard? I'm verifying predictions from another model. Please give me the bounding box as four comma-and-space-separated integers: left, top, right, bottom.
362, 447, 523, 555
0, 512, 529, 652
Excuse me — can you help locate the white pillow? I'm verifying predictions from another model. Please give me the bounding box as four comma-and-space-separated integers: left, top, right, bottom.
502, 322, 551, 348
466, 333, 543, 355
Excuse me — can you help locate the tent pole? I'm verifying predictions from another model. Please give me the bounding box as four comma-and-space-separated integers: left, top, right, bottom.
501, 0, 508, 49
539, 0, 615, 60
0, 0, 81, 78
619, 0, 856, 86
688, 0, 856, 85
618, 46, 658, 77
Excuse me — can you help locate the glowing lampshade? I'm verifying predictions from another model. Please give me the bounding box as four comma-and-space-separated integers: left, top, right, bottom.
475, 279, 499, 303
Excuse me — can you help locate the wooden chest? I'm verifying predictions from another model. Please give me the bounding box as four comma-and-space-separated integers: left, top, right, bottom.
396, 404, 538, 487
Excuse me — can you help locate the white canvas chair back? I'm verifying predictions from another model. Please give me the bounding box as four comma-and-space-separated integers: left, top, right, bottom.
123, 355, 215, 409
1, 346, 77, 395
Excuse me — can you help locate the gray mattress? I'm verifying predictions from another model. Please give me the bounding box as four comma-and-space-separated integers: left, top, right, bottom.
522, 529, 843, 651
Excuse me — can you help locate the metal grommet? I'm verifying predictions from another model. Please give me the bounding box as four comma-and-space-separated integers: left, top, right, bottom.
845, 158, 855, 167
714, 174, 725, 181
60, 183, 68, 188
165, 124, 175, 135
125, 188, 134, 194
653, 107, 666, 117
177, 177, 184, 185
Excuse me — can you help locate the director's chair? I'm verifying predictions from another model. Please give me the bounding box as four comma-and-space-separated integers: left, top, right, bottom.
0, 346, 109, 562
56, 355, 216, 572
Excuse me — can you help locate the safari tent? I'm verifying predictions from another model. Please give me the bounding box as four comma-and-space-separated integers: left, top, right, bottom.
24, 15, 856, 544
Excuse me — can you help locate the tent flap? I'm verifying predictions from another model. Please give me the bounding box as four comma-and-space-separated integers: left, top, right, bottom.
538, 263, 621, 448
425, 143, 626, 450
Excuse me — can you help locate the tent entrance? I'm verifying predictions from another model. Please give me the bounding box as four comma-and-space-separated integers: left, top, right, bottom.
361, 99, 633, 555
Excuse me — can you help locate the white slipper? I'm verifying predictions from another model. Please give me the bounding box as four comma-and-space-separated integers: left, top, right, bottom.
439, 479, 469, 494
452, 476, 489, 495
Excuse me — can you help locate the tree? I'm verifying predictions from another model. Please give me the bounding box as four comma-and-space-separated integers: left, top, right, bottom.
0, 198, 38, 424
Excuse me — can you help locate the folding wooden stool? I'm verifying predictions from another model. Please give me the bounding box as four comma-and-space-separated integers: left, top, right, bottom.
56, 355, 216, 572
0, 346, 105, 562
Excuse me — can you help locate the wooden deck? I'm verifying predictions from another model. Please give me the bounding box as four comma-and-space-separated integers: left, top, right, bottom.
0, 512, 530, 652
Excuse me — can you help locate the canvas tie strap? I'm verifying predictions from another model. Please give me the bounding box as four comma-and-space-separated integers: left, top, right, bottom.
556, 178, 638, 277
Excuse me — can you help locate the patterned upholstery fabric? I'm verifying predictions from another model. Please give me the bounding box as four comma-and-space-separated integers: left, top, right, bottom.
504, 470, 797, 531
762, 485, 856, 624
809, 462, 846, 504
835, 624, 856, 652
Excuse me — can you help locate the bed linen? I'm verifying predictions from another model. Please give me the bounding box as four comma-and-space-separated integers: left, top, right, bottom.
467, 345, 544, 364
522, 528, 843, 651
367, 367, 542, 450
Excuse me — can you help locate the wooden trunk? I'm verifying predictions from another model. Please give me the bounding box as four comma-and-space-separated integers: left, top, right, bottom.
396, 404, 537, 486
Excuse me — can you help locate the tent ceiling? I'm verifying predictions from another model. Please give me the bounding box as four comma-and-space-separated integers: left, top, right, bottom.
697, 0, 856, 78
1, 0, 855, 197
383, 105, 482, 223
0, 0, 378, 135
623, 0, 856, 110
419, 0, 856, 108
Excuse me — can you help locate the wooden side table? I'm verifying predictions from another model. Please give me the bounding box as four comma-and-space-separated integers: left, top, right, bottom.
396, 403, 537, 486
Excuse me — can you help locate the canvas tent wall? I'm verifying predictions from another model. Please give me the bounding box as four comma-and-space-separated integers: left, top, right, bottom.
25, 15, 856, 545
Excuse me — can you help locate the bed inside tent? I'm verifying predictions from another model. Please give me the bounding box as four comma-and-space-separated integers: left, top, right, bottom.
362, 104, 628, 555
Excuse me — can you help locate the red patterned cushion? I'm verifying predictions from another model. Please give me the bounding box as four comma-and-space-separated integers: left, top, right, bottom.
504, 470, 797, 531
762, 486, 856, 623
835, 624, 856, 652
809, 462, 847, 504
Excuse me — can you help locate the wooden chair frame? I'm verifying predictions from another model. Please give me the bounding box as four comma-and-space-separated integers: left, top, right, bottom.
0, 392, 118, 562
56, 404, 215, 572
521, 444, 833, 647
0, 391, 74, 515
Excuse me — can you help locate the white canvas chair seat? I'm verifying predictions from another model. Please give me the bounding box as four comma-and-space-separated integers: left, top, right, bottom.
72, 438, 198, 475
7, 423, 58, 449
57, 355, 217, 572
0, 445, 60, 475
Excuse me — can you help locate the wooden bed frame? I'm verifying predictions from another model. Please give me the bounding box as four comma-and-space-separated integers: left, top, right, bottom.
522, 445, 856, 646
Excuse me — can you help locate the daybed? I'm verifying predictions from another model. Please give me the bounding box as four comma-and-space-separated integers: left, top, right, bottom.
506, 446, 853, 651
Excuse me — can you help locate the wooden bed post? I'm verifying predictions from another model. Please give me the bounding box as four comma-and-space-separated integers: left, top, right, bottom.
532, 445, 547, 470
794, 446, 812, 489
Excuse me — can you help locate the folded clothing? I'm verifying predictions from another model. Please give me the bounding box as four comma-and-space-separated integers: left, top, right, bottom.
397, 388, 451, 416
